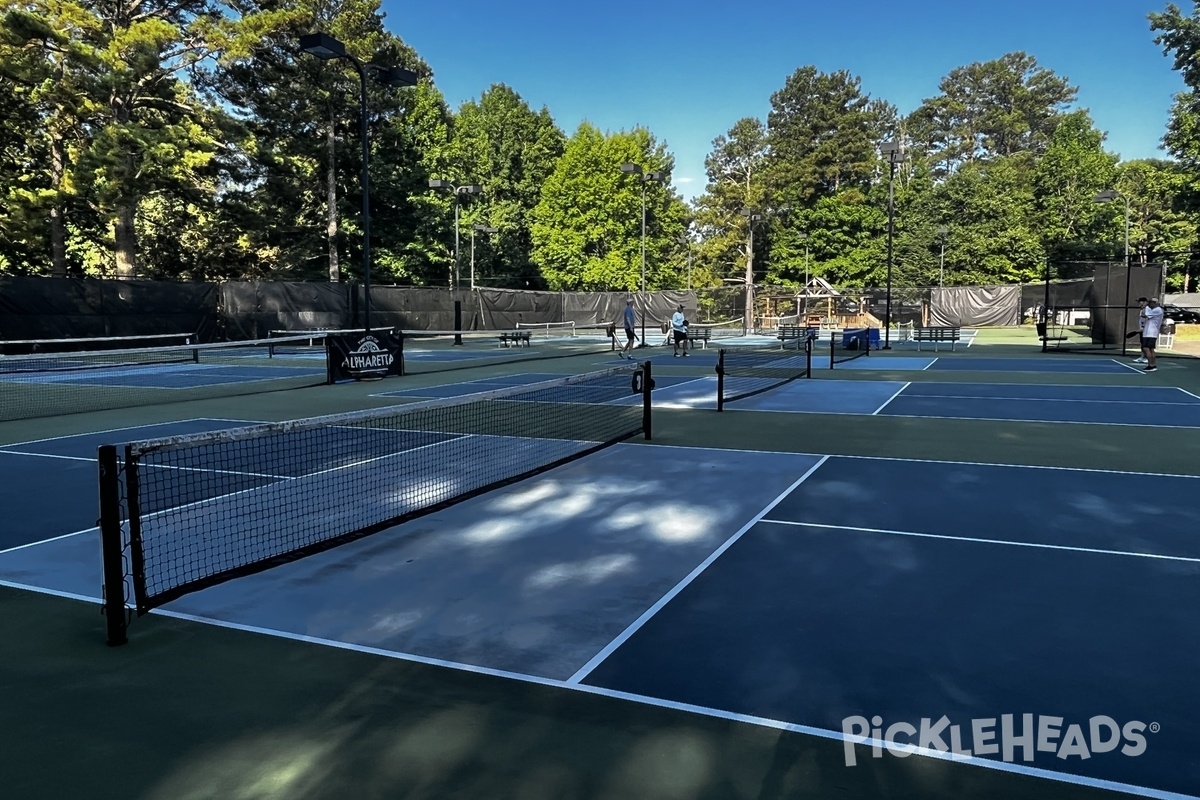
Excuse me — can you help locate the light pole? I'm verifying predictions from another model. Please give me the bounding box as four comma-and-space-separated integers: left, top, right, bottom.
678, 232, 693, 290
298, 33, 417, 333
428, 180, 483, 291
619, 163, 667, 347
937, 226, 949, 288
739, 207, 788, 334
1094, 188, 1132, 354
470, 224, 498, 290
879, 140, 904, 349
799, 231, 810, 290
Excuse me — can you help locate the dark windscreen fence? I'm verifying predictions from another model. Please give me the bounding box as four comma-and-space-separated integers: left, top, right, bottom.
0, 276, 219, 342
1039, 262, 1165, 355
861, 286, 930, 327
716, 334, 814, 412
930, 286, 1021, 327
0, 336, 329, 422
475, 288, 563, 330
368, 286, 460, 331
219, 281, 351, 340
98, 364, 654, 645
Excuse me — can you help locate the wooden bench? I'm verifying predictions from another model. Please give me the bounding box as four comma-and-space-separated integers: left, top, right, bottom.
913, 326, 961, 351
498, 330, 531, 348
778, 326, 819, 349
688, 327, 711, 349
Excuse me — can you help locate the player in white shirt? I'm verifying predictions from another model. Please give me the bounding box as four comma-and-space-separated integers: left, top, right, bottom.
670, 304, 689, 357
1141, 297, 1164, 372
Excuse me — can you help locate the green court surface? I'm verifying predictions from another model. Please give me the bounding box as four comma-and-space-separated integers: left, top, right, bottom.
3, 328, 1198, 800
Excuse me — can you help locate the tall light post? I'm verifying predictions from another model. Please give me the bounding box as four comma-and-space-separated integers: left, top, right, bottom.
678, 232, 693, 289
799, 231, 810, 290
470, 224, 498, 290
428, 180, 483, 291
880, 139, 904, 349
298, 33, 417, 333
620, 163, 667, 347
739, 206, 788, 334
937, 226, 949, 288
1094, 188, 1132, 354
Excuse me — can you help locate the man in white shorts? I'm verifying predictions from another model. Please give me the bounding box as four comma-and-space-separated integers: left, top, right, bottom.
1141, 297, 1164, 372
671, 304, 689, 357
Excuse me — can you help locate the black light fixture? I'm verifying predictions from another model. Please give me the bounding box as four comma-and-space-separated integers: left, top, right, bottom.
298, 32, 417, 333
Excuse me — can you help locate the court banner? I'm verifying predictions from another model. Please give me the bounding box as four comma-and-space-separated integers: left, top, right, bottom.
325, 330, 402, 382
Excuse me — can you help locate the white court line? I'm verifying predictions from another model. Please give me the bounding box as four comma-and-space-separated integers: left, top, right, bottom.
1112, 358, 1151, 374
0, 581, 1187, 800
1178, 387, 1200, 402
566, 456, 830, 685
921, 358, 937, 370
0, 418, 263, 450
637, 442, 1200, 480
723, 404, 1200, 430
761, 519, 1200, 565
871, 382, 910, 415
0, 525, 98, 556
0, 449, 288, 481
897, 393, 1200, 407
0, 579, 100, 605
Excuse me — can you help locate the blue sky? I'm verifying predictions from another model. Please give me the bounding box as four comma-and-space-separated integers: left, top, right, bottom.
392, 0, 1186, 202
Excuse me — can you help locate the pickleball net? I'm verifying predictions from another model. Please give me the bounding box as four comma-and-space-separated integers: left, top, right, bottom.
0, 332, 196, 356
715, 333, 815, 411
830, 328, 872, 367
99, 363, 654, 645
267, 327, 618, 374
0, 336, 329, 422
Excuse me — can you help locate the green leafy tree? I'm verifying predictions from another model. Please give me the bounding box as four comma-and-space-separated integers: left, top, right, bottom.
1032, 110, 1118, 261
531, 123, 686, 291
207, 0, 438, 282
442, 84, 565, 288
907, 52, 1076, 177
690, 117, 770, 288
765, 66, 895, 204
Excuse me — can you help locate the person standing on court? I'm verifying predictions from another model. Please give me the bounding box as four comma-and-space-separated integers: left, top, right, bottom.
620, 298, 637, 360
1132, 297, 1149, 364
1141, 297, 1164, 372
671, 303, 690, 357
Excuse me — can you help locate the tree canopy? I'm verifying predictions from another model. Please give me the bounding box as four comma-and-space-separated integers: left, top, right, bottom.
1, 3, 1197, 293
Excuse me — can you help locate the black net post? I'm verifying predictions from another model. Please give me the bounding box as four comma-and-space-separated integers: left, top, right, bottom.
453, 300, 463, 346
124, 446, 147, 616
641, 360, 653, 439
1042, 259, 1051, 353
98, 445, 128, 647
829, 333, 835, 370
806, 334, 813, 376
1121, 258, 1134, 358
716, 350, 726, 412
